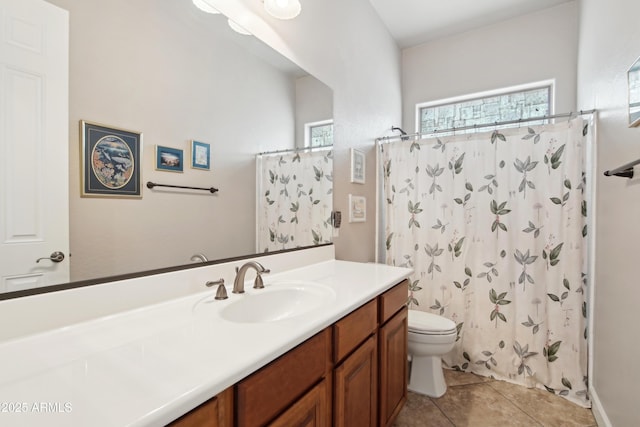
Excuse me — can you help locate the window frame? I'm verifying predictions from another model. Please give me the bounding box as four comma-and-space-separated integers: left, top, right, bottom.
414, 80, 555, 134
304, 119, 334, 147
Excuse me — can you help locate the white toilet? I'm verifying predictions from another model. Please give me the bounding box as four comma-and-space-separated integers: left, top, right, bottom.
407, 309, 457, 398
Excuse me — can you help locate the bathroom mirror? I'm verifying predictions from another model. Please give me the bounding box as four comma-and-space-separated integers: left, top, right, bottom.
0, 0, 333, 294
628, 56, 640, 127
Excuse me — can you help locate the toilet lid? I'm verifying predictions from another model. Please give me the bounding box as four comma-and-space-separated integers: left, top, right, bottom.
408, 310, 457, 334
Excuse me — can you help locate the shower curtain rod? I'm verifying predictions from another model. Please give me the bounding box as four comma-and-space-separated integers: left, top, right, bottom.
257, 144, 333, 156
375, 109, 596, 142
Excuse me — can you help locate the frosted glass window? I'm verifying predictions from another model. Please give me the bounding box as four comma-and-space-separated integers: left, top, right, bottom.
306, 121, 333, 147
418, 86, 551, 136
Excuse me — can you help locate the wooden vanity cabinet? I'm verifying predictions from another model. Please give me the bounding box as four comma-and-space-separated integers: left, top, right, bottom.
331, 280, 408, 427
172, 280, 408, 427
378, 280, 409, 427
268, 379, 330, 427
235, 329, 331, 427
168, 387, 233, 427
334, 335, 378, 427
332, 300, 378, 427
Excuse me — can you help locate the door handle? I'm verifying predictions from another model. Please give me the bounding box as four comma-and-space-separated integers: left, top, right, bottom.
36, 251, 65, 263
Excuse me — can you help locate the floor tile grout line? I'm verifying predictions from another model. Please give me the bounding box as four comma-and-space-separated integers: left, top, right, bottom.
479, 382, 544, 426
398, 373, 597, 427
453, 373, 597, 425
428, 383, 507, 427
427, 395, 457, 426
442, 382, 544, 427
485, 381, 547, 427
485, 382, 598, 427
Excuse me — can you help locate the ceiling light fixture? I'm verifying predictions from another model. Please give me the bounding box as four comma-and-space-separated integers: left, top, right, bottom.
263, 0, 301, 20
192, 0, 221, 14
227, 19, 252, 36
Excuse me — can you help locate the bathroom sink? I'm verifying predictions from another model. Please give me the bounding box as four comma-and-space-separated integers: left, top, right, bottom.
197, 281, 336, 323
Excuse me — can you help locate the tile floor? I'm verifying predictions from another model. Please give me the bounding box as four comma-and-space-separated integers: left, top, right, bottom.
393, 370, 597, 427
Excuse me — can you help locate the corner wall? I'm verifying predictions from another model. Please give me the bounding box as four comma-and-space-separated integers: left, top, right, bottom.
295, 75, 333, 148
214, 0, 402, 263
577, 0, 640, 425
401, 2, 579, 132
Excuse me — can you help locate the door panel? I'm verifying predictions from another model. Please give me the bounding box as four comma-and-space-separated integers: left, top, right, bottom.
333, 335, 377, 427
0, 0, 69, 291
379, 307, 408, 427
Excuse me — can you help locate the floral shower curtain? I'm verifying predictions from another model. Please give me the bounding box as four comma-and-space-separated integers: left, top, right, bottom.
256, 148, 333, 252
380, 118, 591, 407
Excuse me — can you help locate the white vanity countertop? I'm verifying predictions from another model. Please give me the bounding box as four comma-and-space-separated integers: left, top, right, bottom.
0, 260, 412, 426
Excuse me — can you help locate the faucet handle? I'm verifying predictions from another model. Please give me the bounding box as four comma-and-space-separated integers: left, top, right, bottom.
254, 274, 265, 289
206, 278, 224, 288
206, 278, 228, 300
215, 283, 228, 300
253, 269, 270, 289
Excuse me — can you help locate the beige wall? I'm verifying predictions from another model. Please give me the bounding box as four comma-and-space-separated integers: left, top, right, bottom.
48, 0, 300, 280
577, 0, 640, 425
213, 0, 402, 263
401, 1, 579, 133
295, 75, 333, 148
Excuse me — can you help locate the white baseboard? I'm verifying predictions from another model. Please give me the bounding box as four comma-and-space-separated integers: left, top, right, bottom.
589, 385, 612, 427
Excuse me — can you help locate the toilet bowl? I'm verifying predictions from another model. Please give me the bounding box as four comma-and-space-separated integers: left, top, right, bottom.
407, 309, 457, 398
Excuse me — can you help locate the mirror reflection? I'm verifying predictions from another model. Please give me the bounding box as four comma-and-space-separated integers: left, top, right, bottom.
1, 0, 333, 293
628, 56, 640, 127
256, 147, 333, 252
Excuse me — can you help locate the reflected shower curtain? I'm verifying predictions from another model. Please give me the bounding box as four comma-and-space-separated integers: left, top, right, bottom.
380, 118, 591, 407
256, 148, 333, 252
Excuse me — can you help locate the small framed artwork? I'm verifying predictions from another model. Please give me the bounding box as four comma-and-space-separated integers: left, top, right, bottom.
191, 140, 211, 170
81, 121, 142, 198
348, 194, 366, 223
156, 145, 184, 172
350, 148, 365, 184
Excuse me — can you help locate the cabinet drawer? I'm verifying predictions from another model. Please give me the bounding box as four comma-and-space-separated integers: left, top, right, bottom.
236, 328, 331, 427
333, 299, 377, 364
379, 280, 408, 325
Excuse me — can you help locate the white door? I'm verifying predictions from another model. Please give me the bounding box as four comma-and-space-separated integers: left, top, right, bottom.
0, 0, 69, 292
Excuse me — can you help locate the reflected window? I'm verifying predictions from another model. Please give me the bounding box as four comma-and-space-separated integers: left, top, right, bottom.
417, 82, 552, 136
305, 119, 333, 147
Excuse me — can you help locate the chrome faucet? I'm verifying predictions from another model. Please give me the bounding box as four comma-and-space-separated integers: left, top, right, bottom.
190, 253, 209, 263
233, 261, 270, 294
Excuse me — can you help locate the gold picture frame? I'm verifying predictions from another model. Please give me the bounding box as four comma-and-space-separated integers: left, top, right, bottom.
80, 120, 142, 198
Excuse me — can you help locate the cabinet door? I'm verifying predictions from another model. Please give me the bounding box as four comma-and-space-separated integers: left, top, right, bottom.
334, 335, 377, 427
168, 387, 233, 427
379, 307, 408, 427
269, 379, 330, 427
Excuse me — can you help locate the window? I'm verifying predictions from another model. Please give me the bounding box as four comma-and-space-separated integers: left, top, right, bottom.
304, 119, 333, 147
416, 81, 553, 136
